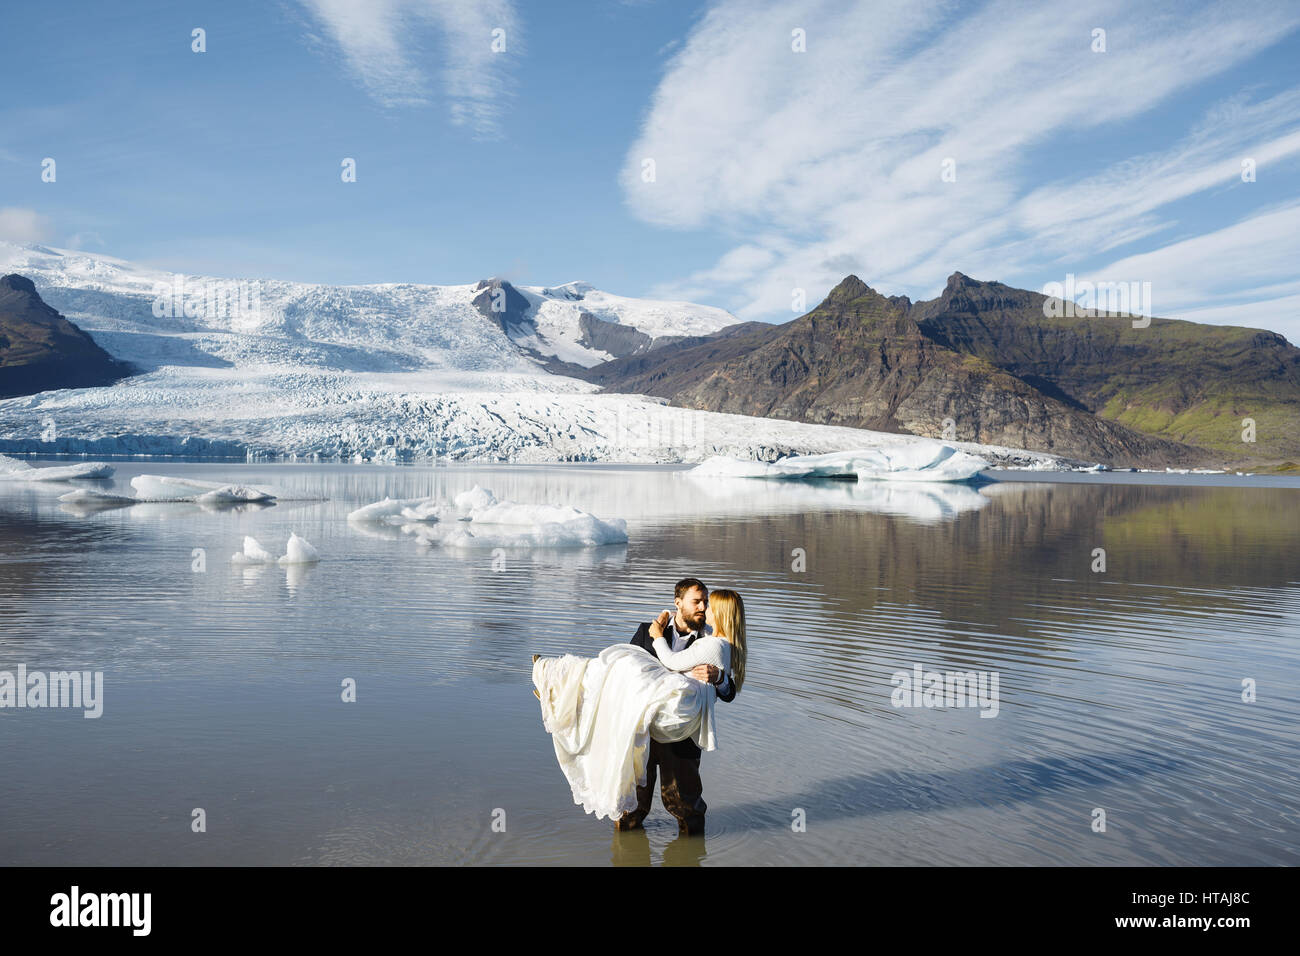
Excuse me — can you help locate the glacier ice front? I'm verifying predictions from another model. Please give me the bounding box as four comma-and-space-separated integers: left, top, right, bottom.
687, 442, 990, 483
348, 484, 628, 548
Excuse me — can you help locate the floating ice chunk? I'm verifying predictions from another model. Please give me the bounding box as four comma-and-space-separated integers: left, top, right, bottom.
231, 535, 277, 564
131, 475, 276, 501
278, 531, 320, 564
399, 500, 453, 522
453, 485, 497, 513
58, 488, 136, 504
194, 484, 278, 504
346, 496, 451, 524
467, 501, 590, 526
442, 514, 628, 549
352, 487, 626, 548
687, 457, 808, 479
688, 442, 989, 483
0, 458, 115, 481
347, 496, 422, 522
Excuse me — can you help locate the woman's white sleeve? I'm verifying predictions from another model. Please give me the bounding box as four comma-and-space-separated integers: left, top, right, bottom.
652, 636, 719, 671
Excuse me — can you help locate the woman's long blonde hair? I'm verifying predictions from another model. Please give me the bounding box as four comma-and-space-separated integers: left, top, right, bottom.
709, 589, 746, 694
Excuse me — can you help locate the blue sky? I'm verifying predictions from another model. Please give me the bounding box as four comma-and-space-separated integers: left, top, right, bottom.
2, 0, 1299, 339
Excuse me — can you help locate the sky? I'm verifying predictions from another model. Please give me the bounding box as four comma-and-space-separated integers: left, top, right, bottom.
1, 0, 1299, 340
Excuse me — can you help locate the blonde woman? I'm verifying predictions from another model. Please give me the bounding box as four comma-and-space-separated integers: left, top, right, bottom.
649, 588, 746, 699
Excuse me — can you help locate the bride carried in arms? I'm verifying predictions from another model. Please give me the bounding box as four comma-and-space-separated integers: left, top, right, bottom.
531, 589, 747, 821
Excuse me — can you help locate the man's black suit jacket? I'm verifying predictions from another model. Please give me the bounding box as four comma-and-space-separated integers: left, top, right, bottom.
630, 620, 735, 760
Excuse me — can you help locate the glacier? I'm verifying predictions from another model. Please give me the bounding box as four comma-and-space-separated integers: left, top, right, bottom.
0, 241, 1075, 471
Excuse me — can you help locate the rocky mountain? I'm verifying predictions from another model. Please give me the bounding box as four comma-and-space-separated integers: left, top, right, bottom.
912, 273, 1300, 462
577, 274, 1292, 469
0, 274, 134, 399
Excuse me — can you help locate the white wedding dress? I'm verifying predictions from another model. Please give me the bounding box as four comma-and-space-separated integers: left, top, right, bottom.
532, 643, 718, 820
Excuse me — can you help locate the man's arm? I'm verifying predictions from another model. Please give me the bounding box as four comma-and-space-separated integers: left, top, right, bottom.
714, 669, 736, 703
629, 622, 654, 654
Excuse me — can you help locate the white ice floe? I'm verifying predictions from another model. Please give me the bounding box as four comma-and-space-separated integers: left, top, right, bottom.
57, 488, 136, 504
278, 532, 320, 565
346, 496, 418, 523
194, 485, 277, 504
350, 485, 627, 548
345, 496, 453, 524
231, 535, 277, 564
0, 454, 115, 481
130, 475, 276, 501
444, 513, 628, 549
687, 442, 990, 483
453, 485, 498, 512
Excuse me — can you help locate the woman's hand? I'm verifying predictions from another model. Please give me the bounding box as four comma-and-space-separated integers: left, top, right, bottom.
649, 610, 671, 638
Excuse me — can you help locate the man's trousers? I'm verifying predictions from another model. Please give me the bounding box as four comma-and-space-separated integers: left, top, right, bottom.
615, 739, 706, 835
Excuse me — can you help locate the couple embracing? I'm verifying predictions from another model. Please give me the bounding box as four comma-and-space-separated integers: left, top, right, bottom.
531, 578, 747, 835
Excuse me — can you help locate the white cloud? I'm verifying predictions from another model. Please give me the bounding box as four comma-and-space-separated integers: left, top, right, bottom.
1081, 202, 1300, 342
626, 0, 1300, 325
0, 207, 52, 243
297, 0, 519, 136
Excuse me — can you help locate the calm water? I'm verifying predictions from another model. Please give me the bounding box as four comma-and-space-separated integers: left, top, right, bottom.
1, 460, 1297, 866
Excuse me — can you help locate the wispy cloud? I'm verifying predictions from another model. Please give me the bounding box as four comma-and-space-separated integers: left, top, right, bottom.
622, 0, 1300, 333
1083, 202, 1300, 343
296, 0, 520, 136
0, 207, 52, 243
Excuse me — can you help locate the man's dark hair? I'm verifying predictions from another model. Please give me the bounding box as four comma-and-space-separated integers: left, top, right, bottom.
674, 577, 707, 599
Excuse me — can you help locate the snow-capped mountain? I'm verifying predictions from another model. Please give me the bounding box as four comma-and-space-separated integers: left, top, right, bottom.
0, 241, 1067, 467
477, 277, 739, 369
0, 242, 737, 376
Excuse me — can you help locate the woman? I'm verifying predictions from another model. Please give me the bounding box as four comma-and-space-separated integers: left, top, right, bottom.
532, 590, 747, 821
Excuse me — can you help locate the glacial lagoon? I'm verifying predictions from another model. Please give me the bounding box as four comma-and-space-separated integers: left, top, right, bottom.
1, 460, 1297, 866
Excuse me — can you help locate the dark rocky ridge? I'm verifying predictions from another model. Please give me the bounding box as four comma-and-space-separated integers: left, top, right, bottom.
577, 311, 652, 356
572, 273, 1288, 469
0, 274, 134, 398
911, 273, 1300, 461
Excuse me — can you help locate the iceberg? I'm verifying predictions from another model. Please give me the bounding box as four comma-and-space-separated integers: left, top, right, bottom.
346, 496, 452, 524
57, 488, 137, 505
0, 455, 115, 481
231, 535, 277, 564
453, 485, 498, 512
194, 485, 278, 504
130, 475, 276, 502
349, 486, 628, 548
278, 531, 320, 565
687, 442, 990, 483
443, 513, 628, 549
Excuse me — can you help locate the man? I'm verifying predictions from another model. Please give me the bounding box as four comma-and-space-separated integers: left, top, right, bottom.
614, 577, 735, 836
